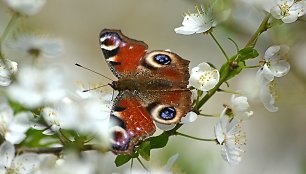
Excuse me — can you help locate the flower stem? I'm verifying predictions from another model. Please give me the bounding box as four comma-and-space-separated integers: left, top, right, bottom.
175, 132, 217, 142
245, 14, 270, 48
0, 13, 20, 59
217, 88, 241, 94
198, 113, 219, 117
16, 144, 96, 154
130, 158, 134, 174
136, 157, 149, 172
244, 65, 261, 68
209, 32, 229, 61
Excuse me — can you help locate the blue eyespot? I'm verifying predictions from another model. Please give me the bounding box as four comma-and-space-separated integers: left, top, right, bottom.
159, 107, 176, 120
154, 54, 171, 65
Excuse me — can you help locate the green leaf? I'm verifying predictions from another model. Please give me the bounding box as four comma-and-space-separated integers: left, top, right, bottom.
147, 132, 169, 149
226, 61, 245, 81
115, 154, 131, 167
237, 47, 259, 61
138, 141, 150, 161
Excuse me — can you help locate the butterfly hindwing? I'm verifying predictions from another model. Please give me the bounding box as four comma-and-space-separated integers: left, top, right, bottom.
110, 91, 156, 154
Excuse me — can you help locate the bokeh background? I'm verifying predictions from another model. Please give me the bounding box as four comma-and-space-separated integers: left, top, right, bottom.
1, 0, 306, 173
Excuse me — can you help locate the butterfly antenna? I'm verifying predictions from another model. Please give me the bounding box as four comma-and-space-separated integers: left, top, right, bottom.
82, 84, 111, 92
75, 63, 113, 81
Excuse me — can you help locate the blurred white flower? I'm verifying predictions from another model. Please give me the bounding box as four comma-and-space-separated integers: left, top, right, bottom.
0, 141, 39, 174
8, 34, 62, 58
189, 62, 220, 91
32, 107, 61, 135
223, 94, 253, 119
155, 122, 176, 131
7, 66, 67, 108
259, 80, 279, 112
114, 153, 178, 174
214, 115, 246, 165
256, 45, 290, 84
0, 59, 17, 86
56, 87, 112, 144
0, 103, 32, 144
34, 153, 95, 174
175, 5, 216, 35
3, 0, 46, 16
270, 0, 306, 23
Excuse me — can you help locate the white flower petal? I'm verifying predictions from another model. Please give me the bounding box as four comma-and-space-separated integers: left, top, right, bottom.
5, 131, 27, 144
291, 1, 306, 17
0, 141, 15, 167
259, 83, 278, 112
221, 145, 242, 165
13, 153, 39, 173
264, 45, 281, 60
231, 95, 249, 112
270, 60, 290, 77
270, 6, 282, 19
9, 112, 32, 133
181, 112, 198, 124
0, 59, 18, 86
4, 0, 46, 16
282, 11, 299, 23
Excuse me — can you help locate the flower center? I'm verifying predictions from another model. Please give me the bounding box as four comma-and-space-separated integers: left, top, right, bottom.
28, 48, 41, 57
199, 71, 213, 85
279, 3, 291, 17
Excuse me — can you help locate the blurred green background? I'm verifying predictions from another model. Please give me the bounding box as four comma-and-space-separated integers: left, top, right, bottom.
1, 0, 306, 173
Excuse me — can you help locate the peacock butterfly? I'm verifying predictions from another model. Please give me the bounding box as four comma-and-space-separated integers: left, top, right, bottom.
99, 29, 191, 154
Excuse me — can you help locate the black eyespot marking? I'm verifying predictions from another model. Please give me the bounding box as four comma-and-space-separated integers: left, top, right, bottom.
153, 54, 171, 65
110, 115, 125, 129
113, 106, 126, 112
159, 107, 176, 120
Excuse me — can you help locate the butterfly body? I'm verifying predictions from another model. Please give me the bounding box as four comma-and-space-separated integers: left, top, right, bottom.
99, 29, 191, 154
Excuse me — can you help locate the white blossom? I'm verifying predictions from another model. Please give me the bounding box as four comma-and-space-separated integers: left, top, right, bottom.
175, 5, 217, 35
270, 0, 306, 23
3, 0, 46, 16
0, 103, 32, 144
214, 115, 246, 165
7, 66, 67, 108
223, 94, 253, 120
256, 45, 290, 84
0, 141, 39, 174
189, 62, 220, 91
256, 45, 290, 112
32, 107, 61, 135
8, 34, 62, 58
0, 59, 17, 86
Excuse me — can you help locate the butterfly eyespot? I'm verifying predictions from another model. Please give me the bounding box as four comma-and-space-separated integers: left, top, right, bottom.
153, 54, 171, 65
110, 126, 130, 151
100, 32, 121, 51
159, 107, 176, 120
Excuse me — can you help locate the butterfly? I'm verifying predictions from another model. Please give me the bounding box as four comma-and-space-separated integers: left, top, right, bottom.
99, 29, 191, 154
